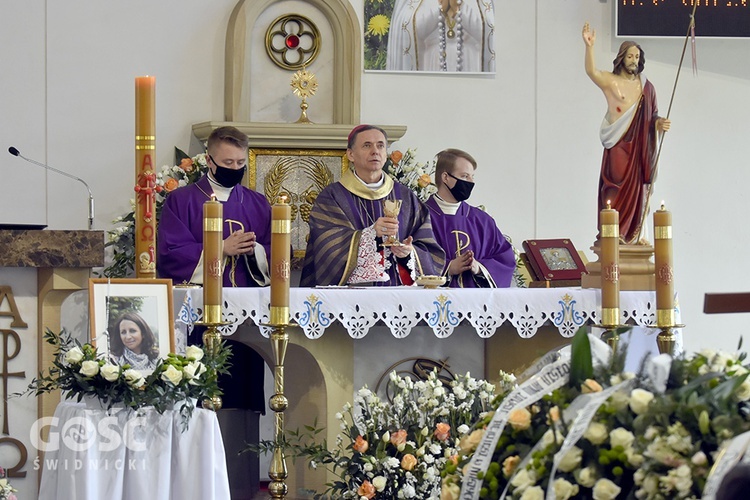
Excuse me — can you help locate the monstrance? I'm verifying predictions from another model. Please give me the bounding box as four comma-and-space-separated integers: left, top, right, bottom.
290, 68, 318, 124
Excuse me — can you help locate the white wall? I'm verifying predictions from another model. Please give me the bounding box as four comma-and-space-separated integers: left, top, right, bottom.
2, 1, 750, 354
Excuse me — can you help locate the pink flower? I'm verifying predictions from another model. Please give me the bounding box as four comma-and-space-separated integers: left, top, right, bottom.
353, 435, 369, 453
434, 422, 451, 441
390, 429, 408, 447
357, 480, 376, 499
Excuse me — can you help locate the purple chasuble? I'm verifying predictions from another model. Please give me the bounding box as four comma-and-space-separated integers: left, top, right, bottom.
157, 175, 272, 287
300, 181, 445, 286
426, 196, 515, 288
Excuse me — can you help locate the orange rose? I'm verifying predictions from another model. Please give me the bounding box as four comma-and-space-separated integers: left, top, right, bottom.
502, 455, 520, 477
401, 453, 418, 471
178, 158, 194, 172
581, 379, 603, 394
164, 178, 180, 192
434, 422, 451, 442
417, 173, 432, 188
390, 150, 403, 164
357, 480, 376, 499
548, 406, 561, 423
390, 429, 408, 447
508, 407, 532, 431
353, 435, 369, 453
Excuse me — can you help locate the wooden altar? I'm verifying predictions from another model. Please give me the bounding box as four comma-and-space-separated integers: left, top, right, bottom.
173, 286, 675, 494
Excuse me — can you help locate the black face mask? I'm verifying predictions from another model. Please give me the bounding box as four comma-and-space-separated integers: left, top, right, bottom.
446, 172, 475, 202
210, 155, 246, 188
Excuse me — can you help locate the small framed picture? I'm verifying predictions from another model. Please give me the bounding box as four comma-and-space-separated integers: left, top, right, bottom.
522, 239, 587, 281
88, 278, 174, 374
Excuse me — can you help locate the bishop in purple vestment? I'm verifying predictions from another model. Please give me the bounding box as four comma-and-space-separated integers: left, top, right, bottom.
157, 127, 272, 288
301, 125, 445, 286
426, 149, 515, 288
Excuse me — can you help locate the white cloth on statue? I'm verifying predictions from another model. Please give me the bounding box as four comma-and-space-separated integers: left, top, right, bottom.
386, 0, 496, 72
599, 74, 647, 148
38, 400, 230, 500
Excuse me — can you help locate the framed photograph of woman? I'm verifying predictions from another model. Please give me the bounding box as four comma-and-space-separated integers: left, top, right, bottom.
88, 278, 174, 374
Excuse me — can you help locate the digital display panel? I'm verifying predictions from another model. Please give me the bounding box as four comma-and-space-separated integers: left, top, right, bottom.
617, 1, 750, 38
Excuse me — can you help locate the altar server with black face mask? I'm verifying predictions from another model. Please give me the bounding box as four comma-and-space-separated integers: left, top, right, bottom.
425, 148, 516, 288
157, 126, 272, 287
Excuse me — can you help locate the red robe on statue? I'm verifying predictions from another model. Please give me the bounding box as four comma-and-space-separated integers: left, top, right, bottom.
598, 75, 659, 244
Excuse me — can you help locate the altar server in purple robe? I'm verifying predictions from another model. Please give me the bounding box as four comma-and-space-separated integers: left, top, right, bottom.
157, 126, 271, 287
301, 125, 445, 286
426, 148, 515, 288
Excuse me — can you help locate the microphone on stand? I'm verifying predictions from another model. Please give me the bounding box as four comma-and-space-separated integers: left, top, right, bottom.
8, 146, 95, 230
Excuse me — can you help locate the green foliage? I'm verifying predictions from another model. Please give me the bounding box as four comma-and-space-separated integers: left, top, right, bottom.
19, 328, 232, 431
569, 327, 594, 388
363, 0, 396, 70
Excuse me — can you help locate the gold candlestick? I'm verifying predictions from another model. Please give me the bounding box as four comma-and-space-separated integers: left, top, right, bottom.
268, 323, 290, 499
200, 324, 224, 411
266, 193, 294, 498
198, 197, 227, 410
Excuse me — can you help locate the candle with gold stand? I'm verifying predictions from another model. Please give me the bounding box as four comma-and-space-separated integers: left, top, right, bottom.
134, 76, 158, 278
600, 201, 620, 325
267, 194, 293, 499
199, 196, 224, 411
654, 201, 680, 354
270, 195, 291, 325
599, 201, 621, 350
203, 197, 223, 323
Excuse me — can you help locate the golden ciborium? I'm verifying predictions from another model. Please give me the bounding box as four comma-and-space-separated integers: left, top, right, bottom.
381, 199, 402, 246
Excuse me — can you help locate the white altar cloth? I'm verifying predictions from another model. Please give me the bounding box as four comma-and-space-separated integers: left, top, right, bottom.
38, 401, 230, 500
175, 286, 668, 341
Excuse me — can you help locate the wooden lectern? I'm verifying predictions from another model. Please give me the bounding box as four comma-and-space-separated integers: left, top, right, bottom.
0, 229, 104, 420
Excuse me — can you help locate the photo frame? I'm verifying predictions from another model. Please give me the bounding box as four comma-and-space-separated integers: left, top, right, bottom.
522, 239, 587, 282
248, 148, 349, 263
88, 278, 174, 373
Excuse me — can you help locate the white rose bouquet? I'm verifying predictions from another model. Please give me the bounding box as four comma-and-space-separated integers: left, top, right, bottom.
20, 329, 231, 431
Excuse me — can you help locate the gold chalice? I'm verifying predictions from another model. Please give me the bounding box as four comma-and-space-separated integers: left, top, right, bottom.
382, 199, 402, 246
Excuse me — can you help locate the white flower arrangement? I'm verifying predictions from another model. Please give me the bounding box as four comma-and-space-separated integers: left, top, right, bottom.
22, 329, 230, 430
441, 330, 750, 500
0, 467, 17, 500
384, 148, 438, 202
252, 370, 505, 499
